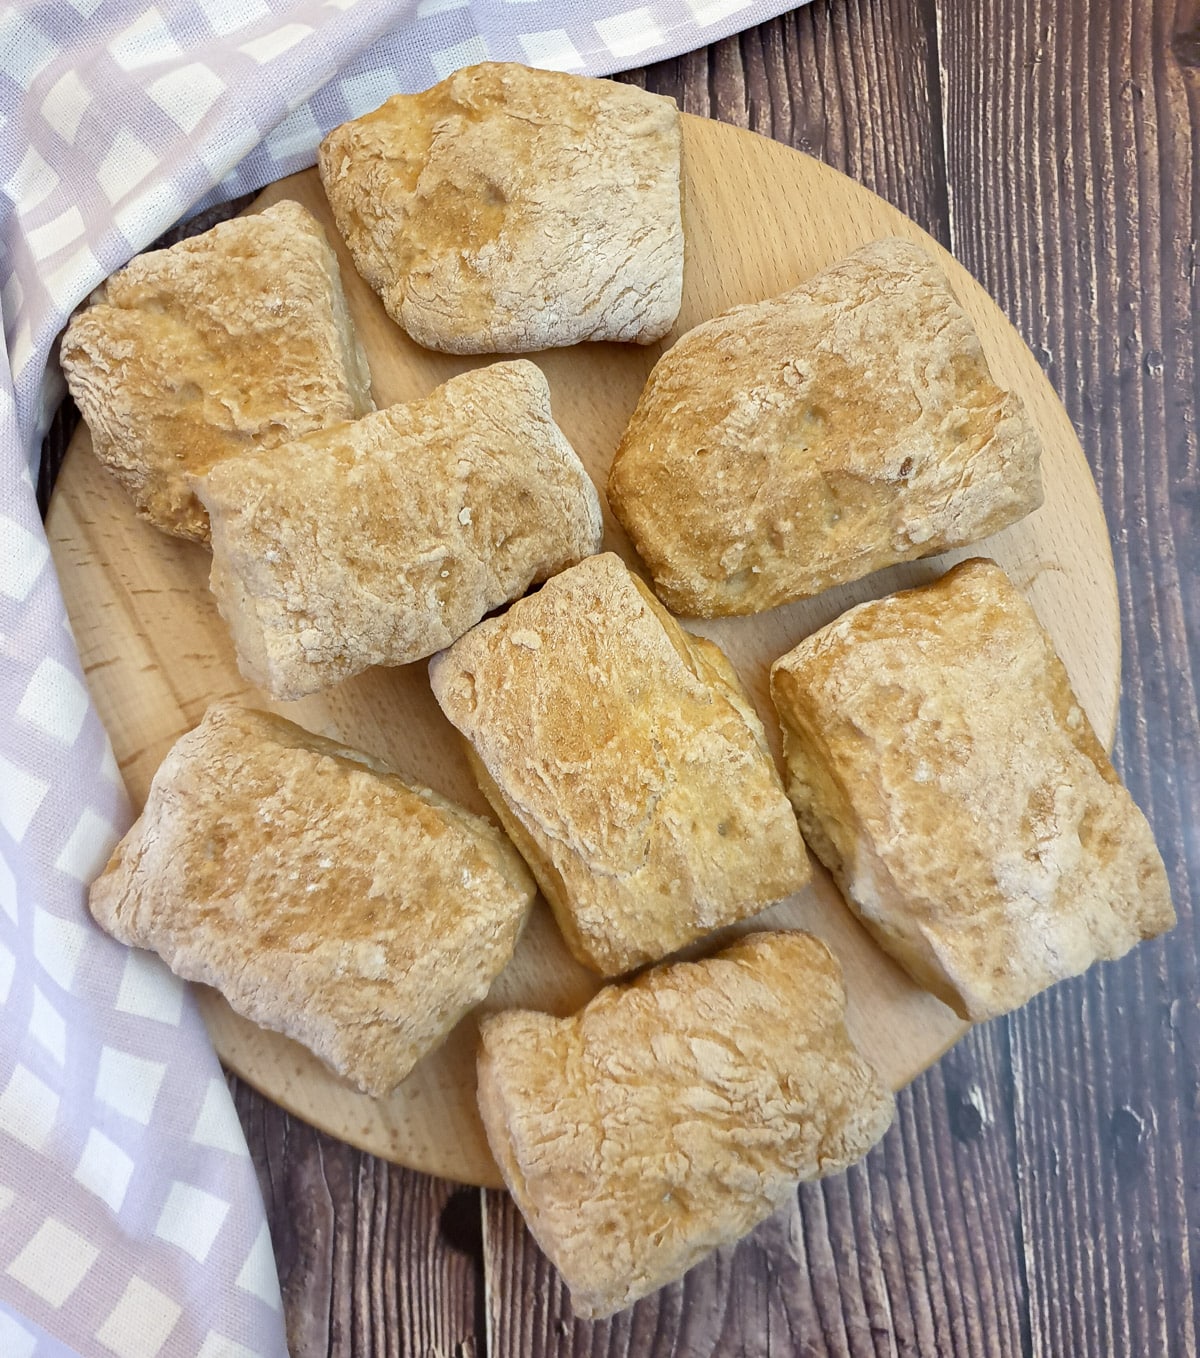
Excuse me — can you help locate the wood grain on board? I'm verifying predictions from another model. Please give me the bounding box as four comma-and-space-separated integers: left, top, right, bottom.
41, 0, 1198, 1351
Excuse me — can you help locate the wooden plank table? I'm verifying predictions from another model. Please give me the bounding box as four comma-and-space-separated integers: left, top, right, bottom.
40, 1, 1199, 1353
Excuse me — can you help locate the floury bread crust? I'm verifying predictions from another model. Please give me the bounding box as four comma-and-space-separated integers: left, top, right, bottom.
770, 559, 1175, 1021
195, 359, 602, 700
477, 931, 894, 1318
429, 553, 810, 976
608, 238, 1044, 616
60, 200, 374, 541
88, 704, 536, 1098
318, 62, 683, 353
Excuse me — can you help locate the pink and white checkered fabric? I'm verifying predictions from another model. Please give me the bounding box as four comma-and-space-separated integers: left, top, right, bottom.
0, 2, 800, 1353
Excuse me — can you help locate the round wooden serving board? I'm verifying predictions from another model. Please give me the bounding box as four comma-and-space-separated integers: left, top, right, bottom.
47, 115, 1119, 1188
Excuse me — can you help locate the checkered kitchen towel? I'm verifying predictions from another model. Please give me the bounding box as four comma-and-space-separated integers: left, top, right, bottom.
0, 2, 802, 1354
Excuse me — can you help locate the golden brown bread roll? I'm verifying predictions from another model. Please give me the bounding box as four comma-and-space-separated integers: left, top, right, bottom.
194, 359, 602, 700
477, 930, 894, 1318
429, 552, 810, 976
770, 558, 1175, 1021
61, 199, 373, 541
608, 238, 1044, 616
89, 704, 536, 1097
318, 62, 683, 353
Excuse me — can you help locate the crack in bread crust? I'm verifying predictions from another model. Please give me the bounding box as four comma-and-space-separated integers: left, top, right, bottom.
319, 63, 683, 354
770, 558, 1175, 1020
195, 359, 602, 699
609, 238, 1044, 616
61, 200, 373, 541
477, 931, 894, 1318
430, 553, 810, 976
89, 703, 536, 1096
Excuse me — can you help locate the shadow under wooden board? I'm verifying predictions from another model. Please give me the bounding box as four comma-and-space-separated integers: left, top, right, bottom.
46, 114, 1119, 1189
